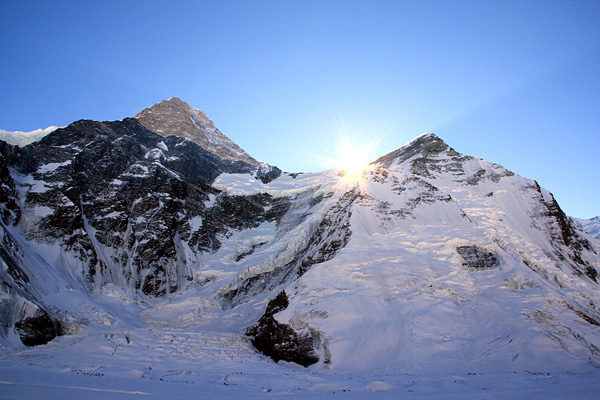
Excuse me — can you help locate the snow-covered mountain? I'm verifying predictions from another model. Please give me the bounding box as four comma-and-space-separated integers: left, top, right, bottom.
1, 103, 599, 397
253, 132, 600, 373
0, 126, 59, 147
573, 216, 600, 240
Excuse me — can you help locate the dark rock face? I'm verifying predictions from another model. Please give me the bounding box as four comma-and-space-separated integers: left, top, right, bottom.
373, 133, 448, 168
256, 164, 282, 184
295, 189, 357, 276
246, 291, 319, 367
0, 118, 267, 297
192, 193, 291, 253
15, 307, 62, 346
0, 150, 21, 225
1, 115, 288, 346
529, 181, 597, 282
457, 245, 499, 269
0, 226, 30, 287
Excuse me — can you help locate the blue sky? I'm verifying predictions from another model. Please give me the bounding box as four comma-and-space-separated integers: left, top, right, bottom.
1, 0, 599, 218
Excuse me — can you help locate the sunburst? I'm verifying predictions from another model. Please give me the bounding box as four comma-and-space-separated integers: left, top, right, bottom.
335, 138, 374, 185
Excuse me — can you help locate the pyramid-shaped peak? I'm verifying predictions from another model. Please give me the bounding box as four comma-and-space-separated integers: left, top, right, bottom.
150, 96, 189, 109
373, 132, 452, 168
135, 98, 259, 166
404, 132, 445, 147
164, 97, 203, 113
413, 132, 441, 141
140, 97, 211, 124
166, 96, 187, 104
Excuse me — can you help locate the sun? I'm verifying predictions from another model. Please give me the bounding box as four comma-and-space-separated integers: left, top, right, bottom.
335, 139, 374, 185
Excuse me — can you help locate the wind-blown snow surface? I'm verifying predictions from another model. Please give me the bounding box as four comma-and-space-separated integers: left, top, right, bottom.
2, 132, 600, 398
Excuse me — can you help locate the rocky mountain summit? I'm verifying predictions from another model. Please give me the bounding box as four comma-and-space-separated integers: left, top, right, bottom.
136, 97, 260, 166
1, 103, 599, 384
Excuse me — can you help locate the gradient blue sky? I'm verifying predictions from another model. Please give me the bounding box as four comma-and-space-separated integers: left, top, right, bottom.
1, 0, 599, 218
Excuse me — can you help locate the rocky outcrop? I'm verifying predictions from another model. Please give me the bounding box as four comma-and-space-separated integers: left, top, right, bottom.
256, 163, 282, 184
0, 150, 21, 225
0, 251, 64, 347
15, 307, 63, 346
136, 97, 260, 166
373, 133, 449, 168
457, 245, 499, 269
192, 193, 291, 253
246, 291, 319, 367
529, 181, 597, 282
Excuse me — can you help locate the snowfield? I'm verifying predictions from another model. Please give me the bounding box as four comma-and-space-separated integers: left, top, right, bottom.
2, 326, 600, 399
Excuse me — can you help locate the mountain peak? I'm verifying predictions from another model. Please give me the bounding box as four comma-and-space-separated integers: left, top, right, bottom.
135, 98, 259, 166
373, 132, 451, 168
414, 131, 440, 140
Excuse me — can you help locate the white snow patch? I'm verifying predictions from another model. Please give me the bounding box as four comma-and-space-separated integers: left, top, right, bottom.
144, 148, 166, 161
102, 211, 123, 219
12, 173, 52, 194
123, 164, 149, 178
188, 216, 203, 231
205, 194, 217, 208
157, 141, 168, 152
37, 160, 72, 174
32, 206, 54, 217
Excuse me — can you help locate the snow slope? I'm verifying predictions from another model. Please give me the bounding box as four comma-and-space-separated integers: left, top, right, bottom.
260, 133, 600, 377
2, 325, 599, 399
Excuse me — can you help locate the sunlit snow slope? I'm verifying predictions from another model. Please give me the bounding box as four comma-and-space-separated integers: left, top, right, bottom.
266, 133, 600, 373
